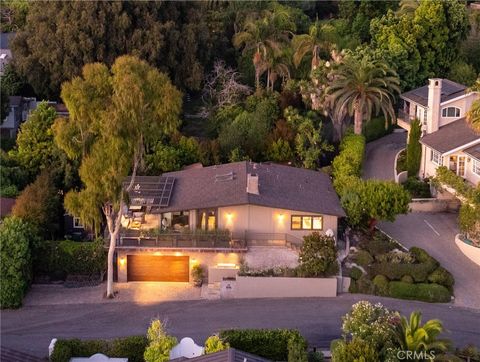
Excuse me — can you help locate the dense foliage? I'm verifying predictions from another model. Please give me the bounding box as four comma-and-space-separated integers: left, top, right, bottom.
406, 118, 421, 177
204, 335, 229, 354
144, 319, 178, 362
297, 233, 339, 277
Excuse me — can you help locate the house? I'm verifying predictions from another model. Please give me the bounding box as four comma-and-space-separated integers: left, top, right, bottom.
397, 78, 480, 185
170, 348, 271, 362
116, 161, 345, 283
0, 32, 15, 75
0, 96, 37, 138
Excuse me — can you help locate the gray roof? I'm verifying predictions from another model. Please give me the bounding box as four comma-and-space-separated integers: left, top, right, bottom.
464, 144, 480, 161
401, 79, 467, 107
154, 161, 345, 217
0, 32, 15, 49
420, 118, 480, 153
171, 348, 271, 362
8, 96, 22, 107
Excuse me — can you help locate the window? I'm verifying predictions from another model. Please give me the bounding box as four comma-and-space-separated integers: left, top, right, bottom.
441, 107, 460, 118
473, 160, 480, 176
291, 215, 323, 230
73, 216, 84, 229
431, 150, 442, 165
197, 209, 217, 231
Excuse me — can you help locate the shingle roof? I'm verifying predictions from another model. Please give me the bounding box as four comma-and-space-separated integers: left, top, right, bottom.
155, 161, 345, 217
420, 118, 480, 153
170, 348, 271, 362
464, 144, 480, 161
401, 79, 467, 107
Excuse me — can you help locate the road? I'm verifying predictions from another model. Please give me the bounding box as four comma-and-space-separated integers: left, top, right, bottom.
362, 131, 406, 180
2, 295, 479, 358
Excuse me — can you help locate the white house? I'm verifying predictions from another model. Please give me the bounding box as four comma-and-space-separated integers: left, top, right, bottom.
397, 78, 480, 185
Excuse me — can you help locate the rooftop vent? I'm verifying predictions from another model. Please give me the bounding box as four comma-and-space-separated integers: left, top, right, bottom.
246, 173, 259, 195
215, 172, 235, 182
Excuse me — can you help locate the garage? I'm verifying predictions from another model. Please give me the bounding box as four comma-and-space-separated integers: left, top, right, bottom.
127, 255, 190, 282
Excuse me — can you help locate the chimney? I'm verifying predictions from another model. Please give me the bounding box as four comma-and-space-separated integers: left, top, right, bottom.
426, 79, 442, 134
246, 173, 259, 195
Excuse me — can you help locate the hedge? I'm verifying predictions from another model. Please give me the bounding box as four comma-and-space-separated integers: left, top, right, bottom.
368, 261, 438, 283
219, 329, 307, 361
362, 116, 392, 143
353, 250, 373, 267
409, 247, 439, 265
356, 276, 375, 294
34, 239, 107, 279
428, 267, 455, 291
388, 282, 451, 303
372, 275, 389, 296
332, 134, 366, 196
50, 336, 148, 362
349, 267, 363, 280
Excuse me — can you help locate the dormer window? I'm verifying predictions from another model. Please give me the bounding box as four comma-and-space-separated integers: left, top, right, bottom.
441, 107, 460, 118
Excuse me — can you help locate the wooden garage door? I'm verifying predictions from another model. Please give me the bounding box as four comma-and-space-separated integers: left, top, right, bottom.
127, 255, 189, 282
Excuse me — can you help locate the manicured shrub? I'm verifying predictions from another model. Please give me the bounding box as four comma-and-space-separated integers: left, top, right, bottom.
331, 338, 379, 362
349, 267, 363, 280
410, 247, 439, 265
287, 333, 308, 362
297, 233, 338, 277
204, 335, 229, 354
307, 350, 324, 362
403, 177, 431, 198
369, 262, 437, 282
219, 329, 307, 361
428, 267, 455, 290
363, 235, 396, 257
372, 275, 389, 296
362, 116, 392, 142
388, 282, 451, 303
406, 119, 422, 177
332, 134, 366, 196
111, 336, 148, 362
401, 275, 414, 284
348, 279, 358, 293
355, 276, 375, 294
353, 250, 373, 267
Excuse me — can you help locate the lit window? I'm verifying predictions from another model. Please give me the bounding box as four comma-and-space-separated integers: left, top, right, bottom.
473, 160, 480, 176
431, 150, 442, 165
441, 107, 460, 118
73, 216, 84, 229
291, 215, 323, 230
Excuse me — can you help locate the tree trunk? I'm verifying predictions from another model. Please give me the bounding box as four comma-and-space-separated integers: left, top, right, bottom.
106, 209, 122, 298
354, 108, 363, 135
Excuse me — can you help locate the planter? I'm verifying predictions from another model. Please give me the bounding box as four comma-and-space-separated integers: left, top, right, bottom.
455, 234, 480, 267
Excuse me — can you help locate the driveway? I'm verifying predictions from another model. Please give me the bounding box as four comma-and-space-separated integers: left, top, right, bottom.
379, 212, 480, 309
363, 131, 406, 180
2, 295, 479, 358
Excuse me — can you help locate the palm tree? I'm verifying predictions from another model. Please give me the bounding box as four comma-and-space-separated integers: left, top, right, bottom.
292, 20, 332, 71
327, 55, 400, 135
396, 311, 450, 360
466, 78, 480, 133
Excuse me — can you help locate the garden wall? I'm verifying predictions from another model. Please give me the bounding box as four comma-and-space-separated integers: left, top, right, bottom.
455, 234, 480, 267
225, 276, 337, 298
409, 198, 460, 212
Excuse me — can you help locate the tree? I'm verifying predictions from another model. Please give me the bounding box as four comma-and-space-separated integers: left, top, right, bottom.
466, 78, 480, 133
12, 171, 61, 239
447, 61, 478, 87
0, 217, 38, 309
144, 319, 178, 362
395, 311, 450, 358
406, 119, 422, 177
292, 20, 331, 71
0, 150, 29, 197
327, 55, 400, 135
0, 64, 28, 122
53, 56, 182, 298
297, 232, 338, 277
0, 0, 29, 32
205, 335, 229, 354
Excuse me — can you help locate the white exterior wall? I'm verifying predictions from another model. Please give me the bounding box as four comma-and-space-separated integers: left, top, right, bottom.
439, 93, 479, 128
217, 204, 338, 240
420, 145, 443, 178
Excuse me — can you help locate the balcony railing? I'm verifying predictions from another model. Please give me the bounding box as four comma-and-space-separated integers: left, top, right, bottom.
397, 109, 417, 124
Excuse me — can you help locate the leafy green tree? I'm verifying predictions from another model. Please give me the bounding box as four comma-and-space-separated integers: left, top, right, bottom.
297, 233, 338, 277
395, 311, 450, 358
53, 56, 182, 298
205, 335, 229, 354
292, 20, 331, 71
0, 217, 38, 309
295, 117, 332, 170
331, 338, 380, 362
11, 171, 61, 239
327, 55, 400, 135
144, 319, 178, 362
458, 204, 480, 244
447, 61, 478, 87
406, 119, 421, 177
0, 64, 28, 121
0, 0, 29, 32
0, 150, 29, 197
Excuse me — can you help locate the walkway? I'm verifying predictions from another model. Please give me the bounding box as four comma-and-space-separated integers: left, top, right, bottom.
362, 131, 406, 180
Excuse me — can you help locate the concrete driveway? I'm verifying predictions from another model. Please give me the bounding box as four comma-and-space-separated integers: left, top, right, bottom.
379, 212, 480, 309
2, 295, 480, 358
363, 131, 406, 180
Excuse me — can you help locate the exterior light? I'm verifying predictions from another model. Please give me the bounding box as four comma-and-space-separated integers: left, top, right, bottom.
226, 212, 233, 221
217, 263, 236, 268
154, 251, 162, 256
119, 257, 126, 266
175, 252, 183, 257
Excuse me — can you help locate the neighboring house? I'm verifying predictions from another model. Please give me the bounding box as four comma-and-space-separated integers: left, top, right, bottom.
64, 213, 94, 241
171, 348, 271, 362
0, 96, 37, 138
397, 78, 480, 185
0, 32, 15, 75
116, 161, 345, 282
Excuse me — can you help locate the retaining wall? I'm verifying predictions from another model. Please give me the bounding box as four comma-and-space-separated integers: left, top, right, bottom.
455, 234, 480, 267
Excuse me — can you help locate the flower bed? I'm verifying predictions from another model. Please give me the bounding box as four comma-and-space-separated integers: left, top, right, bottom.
346, 231, 454, 303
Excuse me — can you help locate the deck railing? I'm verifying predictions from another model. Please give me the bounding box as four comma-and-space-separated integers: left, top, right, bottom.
397, 109, 417, 124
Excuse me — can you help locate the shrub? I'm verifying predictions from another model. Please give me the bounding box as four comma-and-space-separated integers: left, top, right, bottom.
369, 262, 437, 282
191, 264, 205, 285
349, 267, 363, 280
375, 250, 415, 264
363, 234, 396, 257
348, 279, 358, 293
372, 275, 389, 296
362, 116, 392, 142
204, 335, 229, 354
410, 247, 439, 265
0, 217, 38, 309
144, 319, 177, 362
307, 351, 324, 362
403, 177, 431, 198
355, 276, 375, 294
459, 204, 480, 242
388, 282, 451, 303
406, 119, 422, 177
297, 233, 338, 277
401, 275, 414, 284
50, 336, 148, 362
428, 267, 455, 290
331, 338, 379, 362
287, 333, 308, 362
219, 329, 307, 361
353, 250, 373, 267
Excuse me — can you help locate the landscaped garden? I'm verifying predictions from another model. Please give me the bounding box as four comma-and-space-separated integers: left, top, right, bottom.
345, 230, 454, 303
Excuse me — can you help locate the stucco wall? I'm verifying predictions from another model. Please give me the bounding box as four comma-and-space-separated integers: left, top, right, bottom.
439, 93, 479, 128
117, 249, 241, 283
455, 234, 480, 267
409, 198, 460, 212
217, 204, 338, 240
420, 145, 441, 178
230, 276, 337, 298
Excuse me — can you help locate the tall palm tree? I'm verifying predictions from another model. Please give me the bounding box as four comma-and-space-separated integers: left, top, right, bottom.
466, 78, 480, 133
292, 20, 332, 71
396, 311, 450, 360
327, 55, 400, 135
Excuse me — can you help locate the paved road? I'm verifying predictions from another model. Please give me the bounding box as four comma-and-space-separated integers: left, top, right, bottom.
2, 295, 479, 358
363, 131, 406, 180
379, 213, 480, 309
